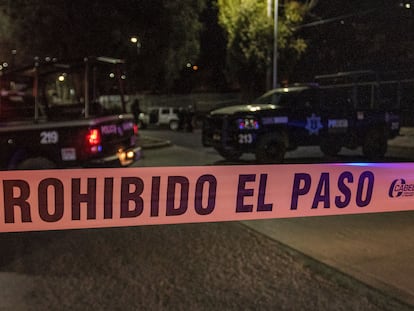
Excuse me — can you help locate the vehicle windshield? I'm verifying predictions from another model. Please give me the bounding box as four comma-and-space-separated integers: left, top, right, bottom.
253, 86, 314, 108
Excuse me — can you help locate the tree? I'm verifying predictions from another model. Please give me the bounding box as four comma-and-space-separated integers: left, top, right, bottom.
1, 0, 125, 64
0, 4, 15, 65
294, 0, 414, 79
162, 0, 206, 91
0, 0, 207, 92
217, 0, 316, 98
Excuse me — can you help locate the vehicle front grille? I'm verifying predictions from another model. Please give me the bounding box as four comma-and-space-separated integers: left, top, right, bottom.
204, 115, 225, 131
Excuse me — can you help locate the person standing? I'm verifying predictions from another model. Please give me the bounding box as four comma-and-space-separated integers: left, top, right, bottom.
131, 98, 141, 123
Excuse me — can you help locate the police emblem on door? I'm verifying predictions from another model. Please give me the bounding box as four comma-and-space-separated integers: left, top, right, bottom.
305, 114, 323, 135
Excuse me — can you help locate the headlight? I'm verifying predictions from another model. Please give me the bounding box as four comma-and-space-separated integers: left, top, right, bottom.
238, 118, 259, 130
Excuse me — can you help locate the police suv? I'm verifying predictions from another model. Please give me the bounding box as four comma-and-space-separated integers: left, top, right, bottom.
202, 71, 401, 163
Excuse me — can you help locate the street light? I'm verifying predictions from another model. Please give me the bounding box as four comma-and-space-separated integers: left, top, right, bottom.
130, 36, 142, 55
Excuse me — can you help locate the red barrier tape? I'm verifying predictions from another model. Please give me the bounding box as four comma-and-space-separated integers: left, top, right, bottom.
1, 163, 413, 232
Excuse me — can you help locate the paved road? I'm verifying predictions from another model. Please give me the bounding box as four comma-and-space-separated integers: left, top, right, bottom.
1, 223, 410, 310
138, 128, 414, 306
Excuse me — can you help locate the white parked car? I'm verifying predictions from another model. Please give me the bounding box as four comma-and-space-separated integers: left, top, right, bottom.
138, 106, 180, 130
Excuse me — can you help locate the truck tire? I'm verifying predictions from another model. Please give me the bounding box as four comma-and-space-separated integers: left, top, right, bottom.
362, 128, 387, 159
320, 137, 341, 156
169, 120, 179, 131
255, 132, 287, 164
17, 157, 57, 170
215, 147, 242, 161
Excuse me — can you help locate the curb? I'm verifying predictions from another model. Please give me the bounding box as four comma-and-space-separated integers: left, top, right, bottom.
388, 128, 414, 149
140, 135, 171, 149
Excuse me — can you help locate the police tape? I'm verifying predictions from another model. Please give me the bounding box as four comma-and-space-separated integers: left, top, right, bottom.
1, 163, 413, 232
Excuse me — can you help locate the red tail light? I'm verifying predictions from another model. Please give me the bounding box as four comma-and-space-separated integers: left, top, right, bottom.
86, 128, 102, 153
133, 123, 139, 135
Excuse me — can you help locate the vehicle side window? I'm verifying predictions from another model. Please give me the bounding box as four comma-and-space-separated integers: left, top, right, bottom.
270, 93, 279, 105
161, 108, 169, 114
277, 92, 298, 107
296, 89, 319, 110
322, 87, 354, 110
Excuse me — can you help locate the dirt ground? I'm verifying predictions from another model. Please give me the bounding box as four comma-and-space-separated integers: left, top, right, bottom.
0, 222, 412, 310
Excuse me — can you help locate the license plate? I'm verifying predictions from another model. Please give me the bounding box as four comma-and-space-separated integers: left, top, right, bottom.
213, 133, 221, 141
61, 148, 77, 161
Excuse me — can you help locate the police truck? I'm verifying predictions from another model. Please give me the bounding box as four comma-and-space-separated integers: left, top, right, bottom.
202, 71, 402, 163
0, 57, 141, 170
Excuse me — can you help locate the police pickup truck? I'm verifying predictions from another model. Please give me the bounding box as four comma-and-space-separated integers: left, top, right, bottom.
0, 57, 141, 170
202, 71, 401, 163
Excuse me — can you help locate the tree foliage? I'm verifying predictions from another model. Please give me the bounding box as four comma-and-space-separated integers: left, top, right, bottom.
0, 0, 206, 92
294, 0, 413, 80
0, 6, 13, 62
162, 0, 206, 89
217, 0, 315, 96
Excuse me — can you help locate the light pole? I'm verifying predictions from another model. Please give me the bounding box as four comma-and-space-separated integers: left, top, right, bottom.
272, 0, 279, 89
129, 36, 142, 92
11, 49, 17, 68
266, 0, 279, 90
266, 0, 272, 90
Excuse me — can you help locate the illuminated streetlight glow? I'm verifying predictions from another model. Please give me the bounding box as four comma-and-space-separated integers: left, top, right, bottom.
58, 75, 65, 82
130, 36, 142, 54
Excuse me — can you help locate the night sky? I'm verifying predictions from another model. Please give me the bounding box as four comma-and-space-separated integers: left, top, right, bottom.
291, 0, 414, 81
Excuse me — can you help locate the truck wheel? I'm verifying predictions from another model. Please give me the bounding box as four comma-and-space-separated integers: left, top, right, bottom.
17, 157, 57, 170
169, 120, 179, 131
320, 137, 341, 156
215, 147, 242, 161
255, 132, 287, 164
362, 128, 387, 159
